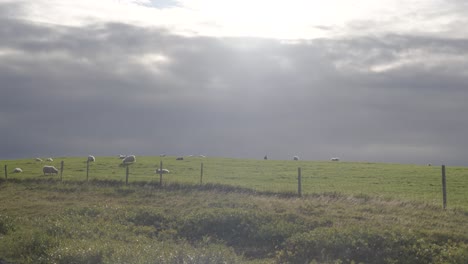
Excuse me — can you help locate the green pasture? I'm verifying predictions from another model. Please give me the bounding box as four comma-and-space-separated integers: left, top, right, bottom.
1, 156, 468, 263
1, 156, 467, 210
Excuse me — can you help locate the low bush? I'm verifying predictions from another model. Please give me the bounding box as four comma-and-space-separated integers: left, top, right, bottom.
0, 214, 15, 235
277, 227, 468, 264
2, 229, 58, 264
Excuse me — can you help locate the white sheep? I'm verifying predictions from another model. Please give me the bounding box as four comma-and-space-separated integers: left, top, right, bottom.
198, 155, 206, 158
35, 158, 42, 162
88, 155, 96, 162
122, 155, 136, 164
46, 158, 53, 162
293, 156, 299, 161
331, 157, 340, 161
43, 165, 58, 175
13, 168, 22, 173
156, 168, 170, 174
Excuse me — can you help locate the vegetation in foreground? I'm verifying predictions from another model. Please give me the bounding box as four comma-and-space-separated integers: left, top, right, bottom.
0, 179, 467, 264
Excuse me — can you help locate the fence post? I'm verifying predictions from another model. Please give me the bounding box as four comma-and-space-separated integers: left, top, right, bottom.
86, 160, 90, 182
125, 166, 129, 185
60, 161, 64, 182
159, 160, 163, 186
200, 162, 204, 185
442, 165, 447, 209
298, 167, 302, 197
4, 165, 7, 180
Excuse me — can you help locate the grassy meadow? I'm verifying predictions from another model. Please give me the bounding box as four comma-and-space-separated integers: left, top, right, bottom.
2, 156, 467, 210
0, 156, 467, 263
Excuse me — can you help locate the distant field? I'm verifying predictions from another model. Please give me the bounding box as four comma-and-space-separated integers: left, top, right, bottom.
1, 156, 467, 210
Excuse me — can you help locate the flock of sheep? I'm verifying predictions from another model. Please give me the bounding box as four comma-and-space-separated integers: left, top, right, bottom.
12, 155, 97, 176
10, 154, 341, 176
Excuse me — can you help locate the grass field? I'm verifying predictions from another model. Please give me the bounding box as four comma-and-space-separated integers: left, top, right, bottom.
1, 156, 468, 263
1, 156, 467, 210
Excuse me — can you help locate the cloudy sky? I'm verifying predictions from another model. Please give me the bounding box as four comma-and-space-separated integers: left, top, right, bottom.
1, 0, 468, 165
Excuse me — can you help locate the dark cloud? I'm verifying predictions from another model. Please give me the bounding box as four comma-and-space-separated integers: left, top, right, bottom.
1, 6, 468, 165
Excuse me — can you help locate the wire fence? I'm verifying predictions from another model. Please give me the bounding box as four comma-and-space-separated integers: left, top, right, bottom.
1, 156, 467, 210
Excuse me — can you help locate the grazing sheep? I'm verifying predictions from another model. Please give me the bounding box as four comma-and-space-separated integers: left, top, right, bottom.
88, 155, 95, 162
122, 155, 136, 164
13, 168, 22, 173
176, 157, 184, 161
156, 168, 170, 174
46, 158, 53, 162
331, 157, 340, 161
119, 155, 126, 159
35, 158, 42, 162
293, 156, 299, 161
43, 166, 59, 175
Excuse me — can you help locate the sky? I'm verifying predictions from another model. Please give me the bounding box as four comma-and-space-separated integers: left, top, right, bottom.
1, 0, 468, 165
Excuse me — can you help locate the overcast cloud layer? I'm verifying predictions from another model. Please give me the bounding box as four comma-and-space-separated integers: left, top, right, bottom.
1, 1, 468, 165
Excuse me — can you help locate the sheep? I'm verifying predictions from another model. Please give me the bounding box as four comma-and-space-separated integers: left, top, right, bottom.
43, 165, 58, 175
13, 168, 22, 173
293, 156, 299, 161
35, 158, 42, 162
264, 155, 268, 160
176, 157, 184, 160
331, 157, 340, 161
46, 158, 53, 162
88, 155, 95, 162
156, 168, 170, 174
122, 155, 136, 164
160, 154, 166, 157
198, 155, 206, 158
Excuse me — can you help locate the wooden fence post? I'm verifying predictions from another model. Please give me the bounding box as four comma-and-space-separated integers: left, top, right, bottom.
60, 161, 64, 182
442, 165, 447, 209
159, 160, 163, 186
298, 167, 302, 197
86, 160, 90, 182
200, 162, 204, 185
4, 165, 7, 180
125, 166, 129, 185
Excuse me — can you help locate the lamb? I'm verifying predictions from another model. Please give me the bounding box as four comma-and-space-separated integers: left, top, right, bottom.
88, 155, 96, 162
43, 166, 59, 175
13, 168, 22, 173
156, 168, 170, 174
331, 157, 340, 161
46, 158, 53, 162
293, 156, 299, 161
35, 158, 42, 162
122, 155, 136, 164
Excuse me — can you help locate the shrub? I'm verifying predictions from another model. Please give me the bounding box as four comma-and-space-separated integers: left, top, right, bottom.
0, 214, 15, 235
4, 230, 58, 264
276, 227, 468, 264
